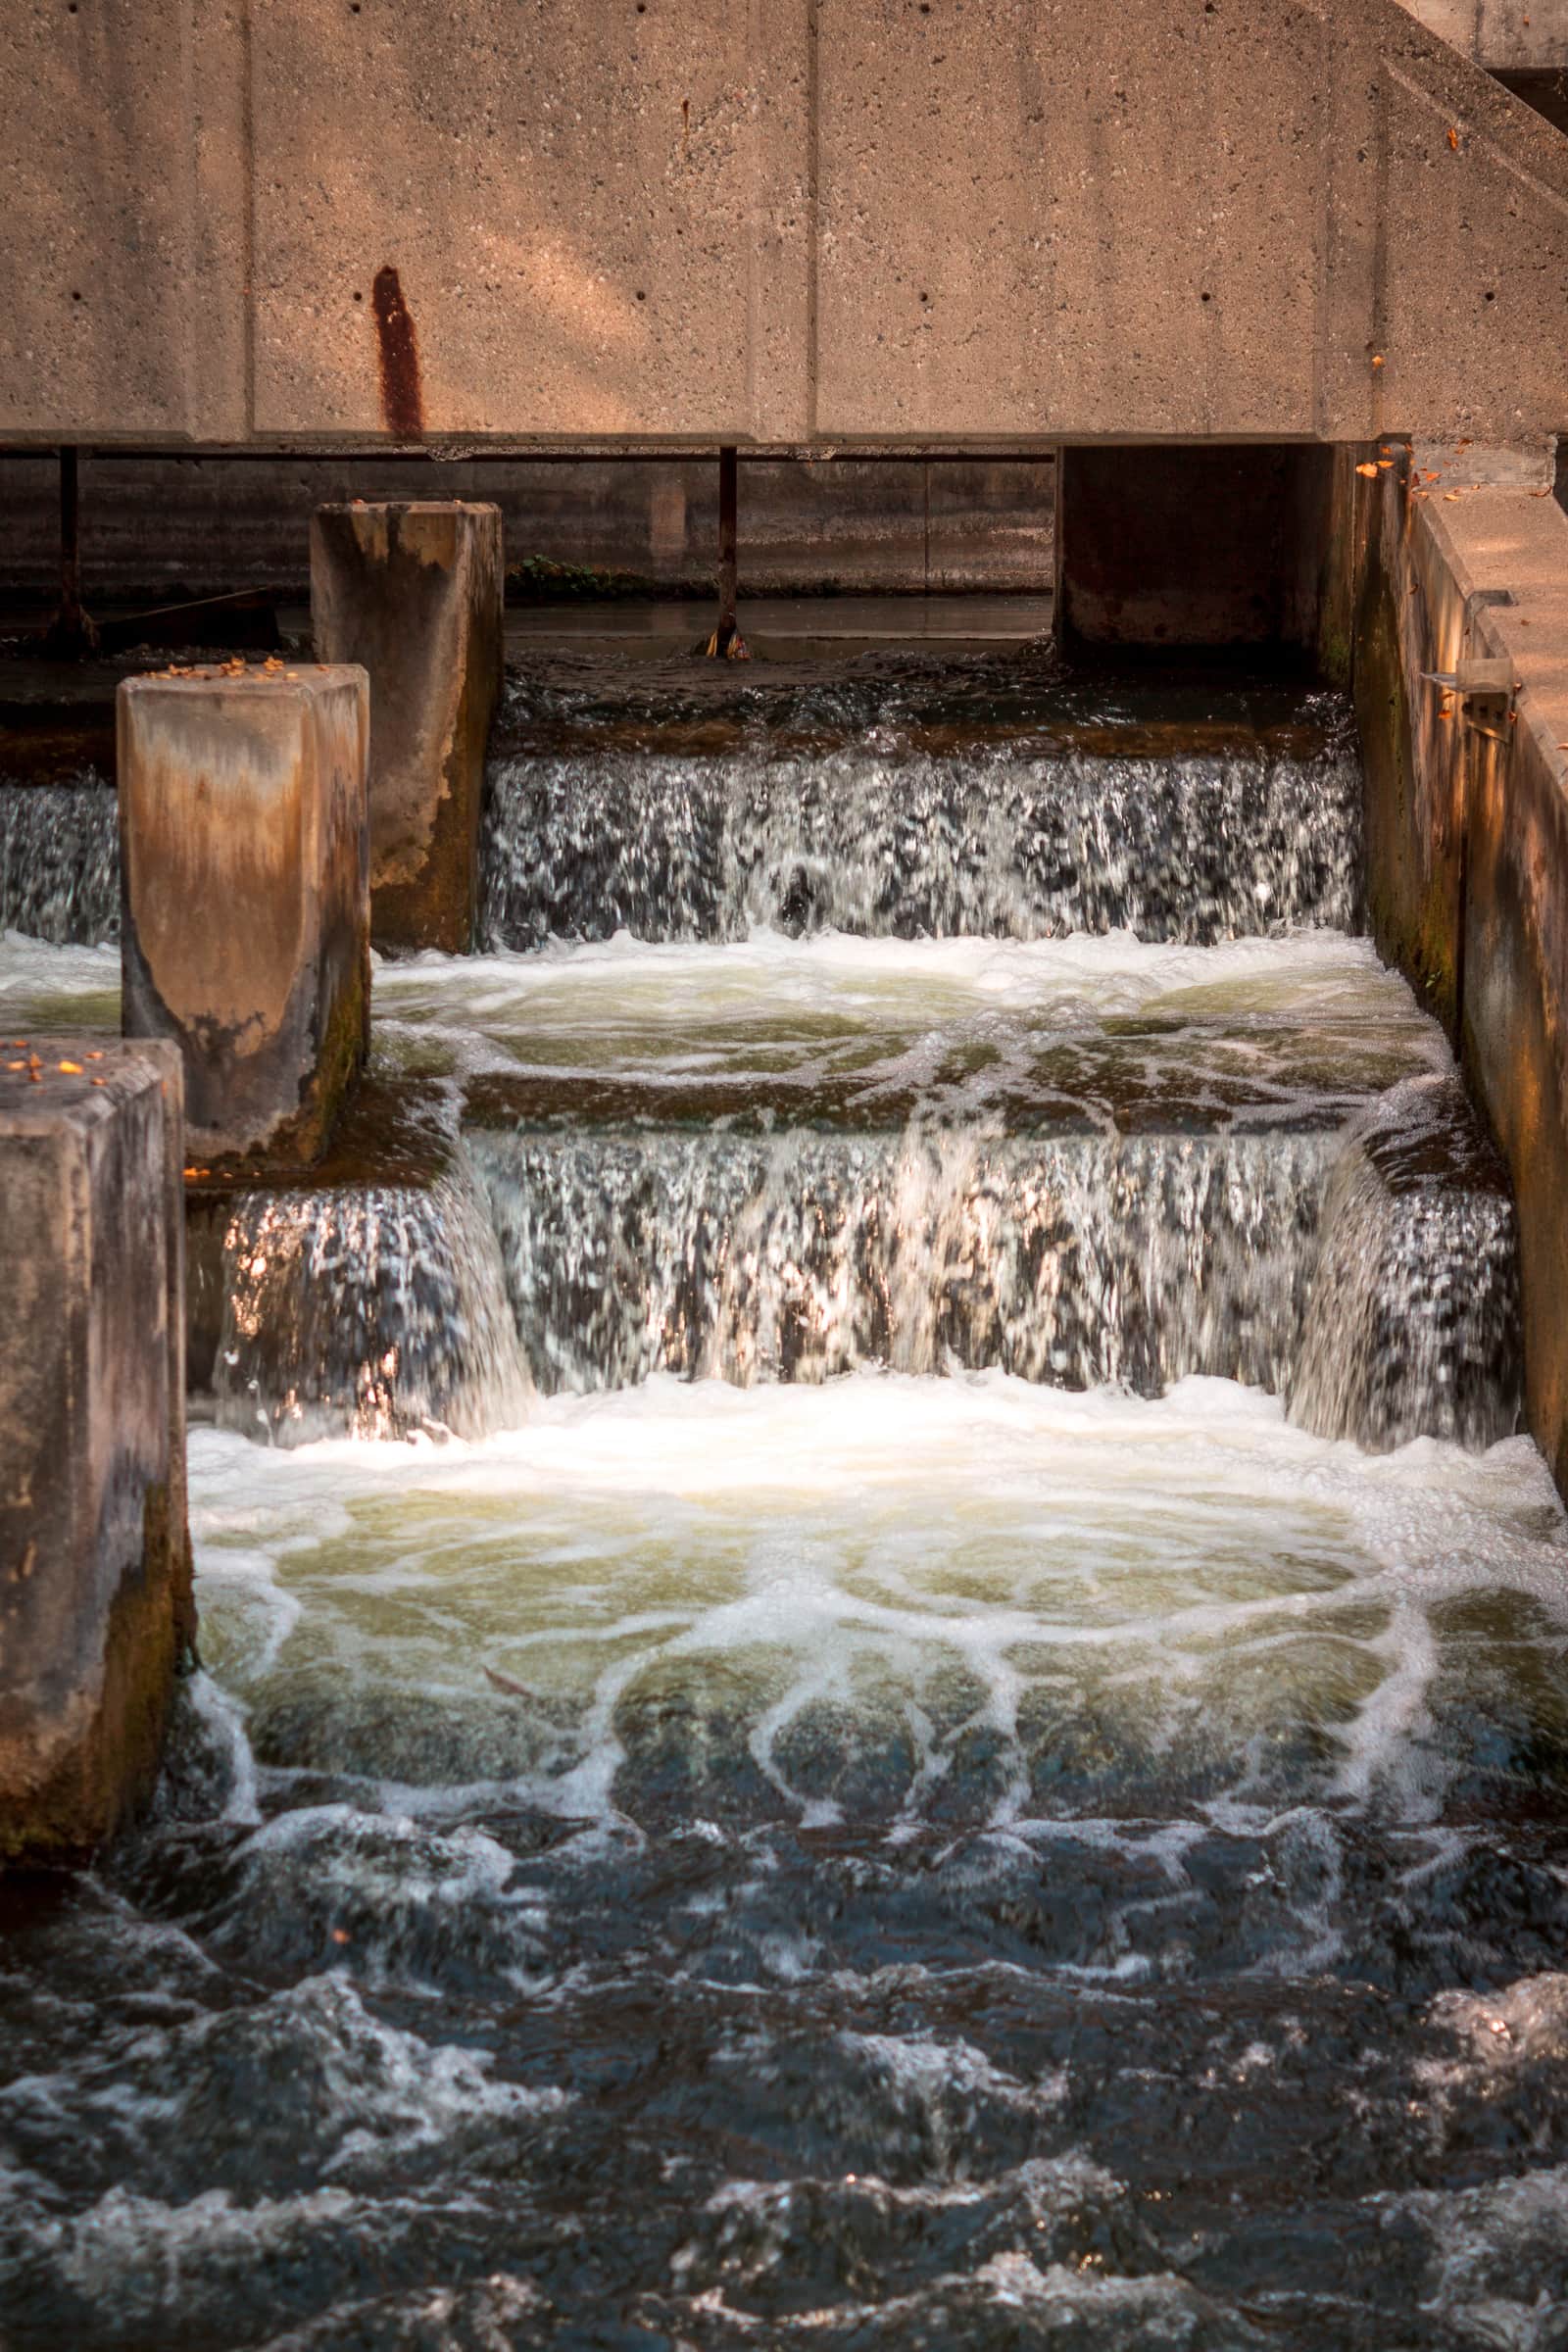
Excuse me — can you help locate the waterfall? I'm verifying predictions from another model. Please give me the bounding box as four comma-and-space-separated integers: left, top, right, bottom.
1289, 1075, 1522, 1450
466, 1123, 1312, 1400
0, 780, 119, 944
481, 740, 1363, 949
204, 1152, 530, 1446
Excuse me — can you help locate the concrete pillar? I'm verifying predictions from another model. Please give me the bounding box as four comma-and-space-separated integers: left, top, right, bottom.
0, 1038, 191, 1860
118, 662, 370, 1173
310, 502, 504, 955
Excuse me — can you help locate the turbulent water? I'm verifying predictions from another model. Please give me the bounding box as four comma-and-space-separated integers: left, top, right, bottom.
7, 1382, 1568, 2350
0, 655, 1561, 2350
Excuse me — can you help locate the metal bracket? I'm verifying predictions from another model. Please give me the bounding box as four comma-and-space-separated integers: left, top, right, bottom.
1421, 659, 1517, 738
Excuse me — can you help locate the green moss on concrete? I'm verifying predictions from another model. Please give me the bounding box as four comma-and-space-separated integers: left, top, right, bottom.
1354, 556, 1458, 1038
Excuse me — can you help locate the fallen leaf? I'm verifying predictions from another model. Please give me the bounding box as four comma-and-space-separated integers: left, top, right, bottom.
1447, 125, 1459, 150
1445, 492, 1462, 502
1356, 462, 1380, 478
1371, 353, 1385, 368
57, 1060, 82, 1074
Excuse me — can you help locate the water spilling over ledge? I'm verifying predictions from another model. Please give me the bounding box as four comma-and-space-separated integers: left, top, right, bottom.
482, 737, 1363, 948
480, 659, 1361, 948
0, 778, 118, 945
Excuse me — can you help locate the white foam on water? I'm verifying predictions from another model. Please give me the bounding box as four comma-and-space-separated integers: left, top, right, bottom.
0, 932, 122, 1026
372, 922, 1422, 1049
187, 1371, 1568, 1833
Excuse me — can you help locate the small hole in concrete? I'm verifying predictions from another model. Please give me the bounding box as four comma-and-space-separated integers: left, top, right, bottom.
636, 289, 647, 302
1200, 290, 1212, 302
71, 289, 82, 302
1484, 289, 1495, 302
919, 290, 930, 303
353, 290, 363, 303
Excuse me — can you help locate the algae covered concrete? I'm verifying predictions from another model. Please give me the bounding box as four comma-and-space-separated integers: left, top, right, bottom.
312, 503, 502, 955
0, 1039, 191, 1861
4, 0, 1568, 450
118, 663, 370, 1170
1355, 456, 1568, 1493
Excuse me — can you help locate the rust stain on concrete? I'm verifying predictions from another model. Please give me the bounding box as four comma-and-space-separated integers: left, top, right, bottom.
370, 265, 424, 438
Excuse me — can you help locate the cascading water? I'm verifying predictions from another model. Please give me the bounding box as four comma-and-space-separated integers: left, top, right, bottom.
470, 1124, 1330, 1396
0, 777, 119, 944
481, 736, 1363, 947
2, 652, 1564, 2352
205, 1155, 530, 1446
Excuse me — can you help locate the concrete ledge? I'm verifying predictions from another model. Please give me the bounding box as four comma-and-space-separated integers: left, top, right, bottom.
1357, 462, 1568, 1490
118, 663, 370, 1170
311, 504, 502, 955
0, 1038, 189, 1861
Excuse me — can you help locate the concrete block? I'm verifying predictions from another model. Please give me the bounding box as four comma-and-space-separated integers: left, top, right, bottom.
0, 1038, 190, 1861
118, 664, 370, 1171
311, 505, 503, 955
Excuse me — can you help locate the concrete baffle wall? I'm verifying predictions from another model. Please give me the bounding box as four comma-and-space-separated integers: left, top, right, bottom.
118, 664, 370, 1170
311, 503, 502, 955
1352, 446, 1568, 1494
0, 1039, 191, 1861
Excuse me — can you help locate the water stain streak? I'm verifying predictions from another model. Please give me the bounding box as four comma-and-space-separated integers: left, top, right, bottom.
370, 263, 424, 438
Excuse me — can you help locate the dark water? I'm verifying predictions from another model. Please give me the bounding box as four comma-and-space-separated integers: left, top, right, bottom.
2, 651, 1564, 2352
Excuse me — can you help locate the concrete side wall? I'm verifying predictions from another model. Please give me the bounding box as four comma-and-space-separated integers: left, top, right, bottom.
3, 0, 1567, 450
1401, 1, 1568, 67
0, 457, 1057, 603
1356, 463, 1568, 1492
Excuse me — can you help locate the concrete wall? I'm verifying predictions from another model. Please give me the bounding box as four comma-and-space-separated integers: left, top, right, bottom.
3, 0, 1567, 452
1354, 455, 1568, 1493
1401, 1, 1568, 67
0, 456, 1055, 603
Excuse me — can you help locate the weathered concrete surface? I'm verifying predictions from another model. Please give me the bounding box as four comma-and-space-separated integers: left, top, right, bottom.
118, 664, 369, 1169
0, 1038, 190, 1861
2, 1, 1567, 449
1355, 461, 1568, 1492
1401, 1, 1568, 68
1057, 446, 1342, 652
312, 504, 501, 955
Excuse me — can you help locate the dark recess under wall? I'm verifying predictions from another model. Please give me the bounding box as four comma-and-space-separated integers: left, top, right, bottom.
1493, 68, 1568, 138
0, 456, 1056, 609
